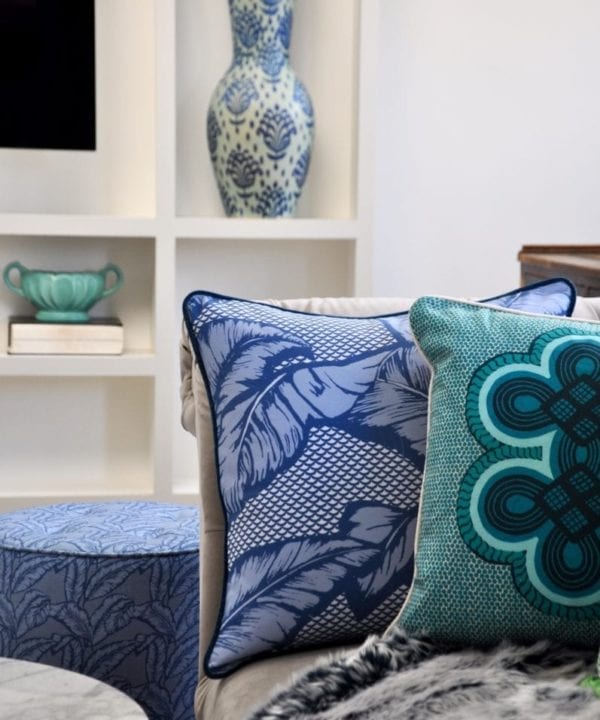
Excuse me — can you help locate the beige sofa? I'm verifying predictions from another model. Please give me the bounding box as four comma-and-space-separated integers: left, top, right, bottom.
180, 294, 600, 720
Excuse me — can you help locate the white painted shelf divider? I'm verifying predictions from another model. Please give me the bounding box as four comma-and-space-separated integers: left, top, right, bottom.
0, 0, 378, 510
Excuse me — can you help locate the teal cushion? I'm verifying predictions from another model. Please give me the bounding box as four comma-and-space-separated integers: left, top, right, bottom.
395, 297, 600, 648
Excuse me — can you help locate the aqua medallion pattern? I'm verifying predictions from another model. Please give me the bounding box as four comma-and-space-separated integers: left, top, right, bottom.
459, 329, 600, 619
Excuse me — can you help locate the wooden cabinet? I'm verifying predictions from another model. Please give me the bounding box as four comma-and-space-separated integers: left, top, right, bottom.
0, 0, 378, 510
518, 245, 600, 297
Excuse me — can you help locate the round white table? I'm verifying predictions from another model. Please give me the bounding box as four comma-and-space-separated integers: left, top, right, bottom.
0, 657, 147, 719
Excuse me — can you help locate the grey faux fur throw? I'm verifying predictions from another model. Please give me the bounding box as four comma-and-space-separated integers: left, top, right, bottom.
248, 627, 598, 720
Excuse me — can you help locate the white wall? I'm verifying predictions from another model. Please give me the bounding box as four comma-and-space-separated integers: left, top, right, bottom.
372, 0, 600, 298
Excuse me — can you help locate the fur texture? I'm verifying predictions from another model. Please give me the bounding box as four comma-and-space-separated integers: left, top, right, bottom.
247, 627, 598, 720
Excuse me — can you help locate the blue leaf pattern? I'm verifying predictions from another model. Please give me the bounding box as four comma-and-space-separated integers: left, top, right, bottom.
232, 9, 263, 50
257, 107, 297, 160
170, 555, 199, 602
0, 501, 199, 720
16, 590, 50, 636
200, 317, 394, 515
202, 320, 312, 512
172, 672, 200, 720
223, 78, 259, 118
84, 636, 148, 677
208, 535, 378, 674
206, 108, 221, 159
84, 559, 144, 601
174, 589, 199, 635
134, 602, 176, 636
53, 603, 93, 642
183, 282, 575, 677
13, 555, 60, 593
340, 502, 419, 620
293, 147, 311, 188
0, 596, 16, 642
0, 553, 14, 593
0, 628, 11, 656
226, 148, 263, 189
277, 8, 292, 49
259, 41, 287, 79
65, 558, 88, 599
14, 637, 55, 662
62, 638, 85, 670
91, 594, 135, 640
150, 562, 171, 602
147, 637, 169, 683
254, 185, 290, 216
166, 632, 198, 678
347, 336, 430, 465
293, 78, 314, 121
0, 502, 198, 554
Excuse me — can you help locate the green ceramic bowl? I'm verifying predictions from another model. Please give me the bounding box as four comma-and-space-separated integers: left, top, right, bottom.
3, 261, 124, 323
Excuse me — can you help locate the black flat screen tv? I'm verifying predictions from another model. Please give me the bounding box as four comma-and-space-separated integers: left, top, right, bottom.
0, 0, 96, 150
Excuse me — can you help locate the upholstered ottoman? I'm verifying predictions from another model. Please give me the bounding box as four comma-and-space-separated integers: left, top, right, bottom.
0, 501, 199, 720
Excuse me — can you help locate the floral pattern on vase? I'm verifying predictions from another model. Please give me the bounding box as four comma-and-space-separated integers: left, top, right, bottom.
207, 0, 314, 217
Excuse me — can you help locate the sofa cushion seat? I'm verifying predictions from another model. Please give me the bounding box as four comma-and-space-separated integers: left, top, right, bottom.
195, 644, 357, 720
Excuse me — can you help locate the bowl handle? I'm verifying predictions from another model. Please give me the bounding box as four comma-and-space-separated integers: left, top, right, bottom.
3, 261, 27, 297
100, 263, 124, 299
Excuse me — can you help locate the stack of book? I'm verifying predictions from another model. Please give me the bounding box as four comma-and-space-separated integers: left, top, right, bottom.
8, 317, 124, 355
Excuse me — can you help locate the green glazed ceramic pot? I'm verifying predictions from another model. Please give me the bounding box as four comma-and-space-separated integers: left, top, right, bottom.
3, 262, 124, 323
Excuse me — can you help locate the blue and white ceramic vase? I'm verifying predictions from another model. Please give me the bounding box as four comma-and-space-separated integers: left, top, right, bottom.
207, 0, 314, 217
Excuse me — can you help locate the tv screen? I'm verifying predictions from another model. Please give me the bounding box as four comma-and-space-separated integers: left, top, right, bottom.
0, 0, 96, 150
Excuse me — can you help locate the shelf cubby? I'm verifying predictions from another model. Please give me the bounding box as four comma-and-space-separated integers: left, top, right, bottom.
0, 234, 155, 356
176, 237, 354, 301
0, 376, 154, 497
0, 0, 376, 509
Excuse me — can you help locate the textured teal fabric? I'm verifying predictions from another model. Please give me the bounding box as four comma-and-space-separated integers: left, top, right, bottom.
395, 297, 600, 648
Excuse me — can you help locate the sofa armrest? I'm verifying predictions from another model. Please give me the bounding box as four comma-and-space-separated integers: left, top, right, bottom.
573, 295, 600, 321
180, 322, 197, 436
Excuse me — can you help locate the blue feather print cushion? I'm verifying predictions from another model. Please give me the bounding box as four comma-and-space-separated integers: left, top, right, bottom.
182, 279, 575, 677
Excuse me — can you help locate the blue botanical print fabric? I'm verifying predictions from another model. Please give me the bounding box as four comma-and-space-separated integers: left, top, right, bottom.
0, 502, 199, 720
396, 297, 600, 648
182, 280, 575, 677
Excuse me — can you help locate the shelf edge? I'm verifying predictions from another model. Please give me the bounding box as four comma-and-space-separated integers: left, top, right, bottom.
174, 217, 359, 240
0, 214, 159, 238
0, 352, 156, 377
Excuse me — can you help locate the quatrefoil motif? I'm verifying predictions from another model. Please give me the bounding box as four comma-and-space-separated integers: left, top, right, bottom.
458, 330, 600, 619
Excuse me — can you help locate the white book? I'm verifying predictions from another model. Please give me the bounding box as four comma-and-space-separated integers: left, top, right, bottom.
8, 317, 124, 355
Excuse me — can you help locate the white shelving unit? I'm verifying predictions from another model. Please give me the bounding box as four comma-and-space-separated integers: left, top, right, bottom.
0, 0, 378, 510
